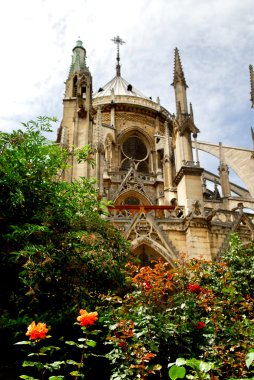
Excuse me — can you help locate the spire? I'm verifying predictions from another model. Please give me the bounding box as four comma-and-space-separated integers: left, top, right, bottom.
172, 48, 188, 114
189, 102, 194, 121
251, 128, 254, 148
172, 48, 188, 88
68, 39, 88, 78
250, 64, 254, 108
111, 35, 125, 77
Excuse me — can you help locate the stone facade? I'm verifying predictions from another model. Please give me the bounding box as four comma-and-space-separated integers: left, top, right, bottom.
58, 39, 254, 265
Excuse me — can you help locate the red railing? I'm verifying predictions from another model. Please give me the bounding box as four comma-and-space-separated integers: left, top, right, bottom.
108, 205, 178, 219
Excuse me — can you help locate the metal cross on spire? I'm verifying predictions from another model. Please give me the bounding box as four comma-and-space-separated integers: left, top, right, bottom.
111, 35, 125, 77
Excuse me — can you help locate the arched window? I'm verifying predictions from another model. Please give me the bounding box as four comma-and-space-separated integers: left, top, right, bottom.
120, 134, 149, 174
120, 158, 131, 171
137, 161, 149, 173
73, 76, 78, 97
122, 136, 147, 161
123, 197, 140, 205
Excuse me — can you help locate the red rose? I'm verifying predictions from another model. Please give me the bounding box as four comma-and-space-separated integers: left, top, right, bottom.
194, 321, 205, 330
143, 280, 152, 290
188, 283, 201, 293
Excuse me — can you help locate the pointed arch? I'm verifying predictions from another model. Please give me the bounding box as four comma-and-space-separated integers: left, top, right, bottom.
112, 166, 154, 204
131, 236, 179, 268
124, 212, 180, 267
115, 189, 151, 205
117, 125, 154, 148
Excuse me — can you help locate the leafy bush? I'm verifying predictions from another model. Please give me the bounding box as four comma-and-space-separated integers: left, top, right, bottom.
99, 237, 254, 379
1, 118, 254, 379
0, 118, 130, 376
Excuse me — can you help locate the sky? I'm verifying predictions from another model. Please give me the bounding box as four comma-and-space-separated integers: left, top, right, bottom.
0, 0, 253, 170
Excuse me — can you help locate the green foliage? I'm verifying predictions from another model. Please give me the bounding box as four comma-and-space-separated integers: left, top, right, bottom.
246, 350, 254, 369
16, 311, 101, 379
13, 234, 254, 379
0, 117, 67, 221
2, 117, 254, 379
168, 365, 186, 380
0, 117, 130, 377
168, 358, 213, 379
99, 238, 254, 379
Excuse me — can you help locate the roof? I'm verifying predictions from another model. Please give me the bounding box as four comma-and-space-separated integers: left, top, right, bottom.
93, 75, 148, 99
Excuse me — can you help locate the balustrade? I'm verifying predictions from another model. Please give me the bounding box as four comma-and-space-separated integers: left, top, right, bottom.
108, 205, 184, 219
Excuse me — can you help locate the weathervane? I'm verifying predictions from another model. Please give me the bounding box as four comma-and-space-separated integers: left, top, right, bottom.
111, 35, 126, 76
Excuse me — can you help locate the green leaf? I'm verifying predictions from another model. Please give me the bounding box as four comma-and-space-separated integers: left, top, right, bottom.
70, 371, 82, 377
91, 329, 101, 335
49, 377, 65, 380
86, 339, 96, 347
169, 365, 186, 380
153, 364, 162, 371
65, 341, 77, 346
19, 376, 40, 380
46, 361, 65, 370
175, 358, 186, 366
66, 359, 79, 365
15, 341, 31, 345
185, 358, 199, 370
246, 351, 254, 368
199, 361, 213, 372
40, 345, 61, 353
22, 361, 37, 367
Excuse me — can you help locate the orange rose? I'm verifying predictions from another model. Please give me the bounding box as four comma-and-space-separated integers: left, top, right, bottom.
26, 321, 48, 340
77, 309, 98, 327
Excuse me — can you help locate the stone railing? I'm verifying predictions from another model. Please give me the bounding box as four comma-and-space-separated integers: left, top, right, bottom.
205, 208, 254, 226
108, 205, 184, 220
109, 172, 157, 184
182, 160, 200, 167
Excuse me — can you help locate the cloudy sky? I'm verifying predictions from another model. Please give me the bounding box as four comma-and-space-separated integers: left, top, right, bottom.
0, 0, 253, 155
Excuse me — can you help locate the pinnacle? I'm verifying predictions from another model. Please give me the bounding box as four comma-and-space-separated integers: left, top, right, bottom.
172, 48, 188, 88
250, 64, 254, 108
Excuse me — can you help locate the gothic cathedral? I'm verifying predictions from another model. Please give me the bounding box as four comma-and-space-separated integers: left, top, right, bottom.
57, 38, 254, 265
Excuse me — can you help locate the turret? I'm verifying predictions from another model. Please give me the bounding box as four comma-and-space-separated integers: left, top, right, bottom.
58, 39, 93, 181
65, 39, 92, 104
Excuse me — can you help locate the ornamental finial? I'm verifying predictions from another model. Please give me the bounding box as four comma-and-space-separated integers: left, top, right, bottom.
111, 35, 126, 77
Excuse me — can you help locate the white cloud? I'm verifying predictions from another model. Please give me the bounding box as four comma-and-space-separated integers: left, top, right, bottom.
0, 0, 253, 158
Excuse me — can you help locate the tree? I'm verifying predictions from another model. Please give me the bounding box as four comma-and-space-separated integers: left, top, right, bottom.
0, 117, 130, 377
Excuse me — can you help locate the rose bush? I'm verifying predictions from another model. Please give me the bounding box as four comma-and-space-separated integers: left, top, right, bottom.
2, 118, 254, 378
99, 236, 254, 379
